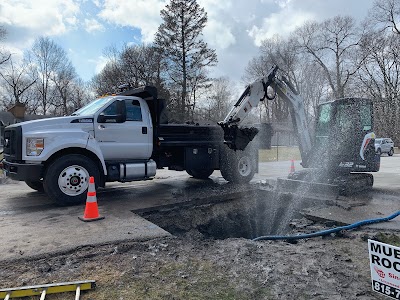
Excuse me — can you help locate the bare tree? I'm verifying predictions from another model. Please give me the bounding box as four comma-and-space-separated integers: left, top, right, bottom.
297, 60, 329, 119
244, 33, 331, 127
358, 29, 400, 139
0, 57, 37, 107
69, 79, 91, 113
120, 44, 169, 98
51, 61, 77, 115
0, 26, 10, 66
90, 60, 123, 96
355, 0, 400, 142
201, 77, 232, 123
369, 0, 400, 34
243, 35, 299, 123
260, 35, 301, 83
295, 16, 364, 99
27, 37, 75, 115
91, 44, 169, 100
155, 0, 217, 122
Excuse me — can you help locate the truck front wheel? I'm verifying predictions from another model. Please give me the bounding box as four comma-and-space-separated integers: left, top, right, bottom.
43, 154, 100, 206
220, 149, 256, 183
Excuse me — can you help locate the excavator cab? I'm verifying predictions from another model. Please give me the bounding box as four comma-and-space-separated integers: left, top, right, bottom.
283, 97, 379, 196
310, 98, 379, 173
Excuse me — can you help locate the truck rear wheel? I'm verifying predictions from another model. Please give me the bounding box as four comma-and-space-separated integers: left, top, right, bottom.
25, 180, 44, 193
43, 154, 100, 206
220, 149, 256, 183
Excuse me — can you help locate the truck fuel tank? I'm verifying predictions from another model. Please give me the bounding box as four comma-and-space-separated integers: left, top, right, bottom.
113, 160, 157, 181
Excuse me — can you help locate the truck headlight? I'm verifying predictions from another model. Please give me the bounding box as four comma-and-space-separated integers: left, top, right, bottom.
26, 138, 44, 156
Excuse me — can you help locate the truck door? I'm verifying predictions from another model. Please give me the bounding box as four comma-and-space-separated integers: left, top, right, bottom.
94, 98, 152, 160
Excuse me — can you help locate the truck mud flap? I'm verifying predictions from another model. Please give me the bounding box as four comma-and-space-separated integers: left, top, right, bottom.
276, 178, 341, 199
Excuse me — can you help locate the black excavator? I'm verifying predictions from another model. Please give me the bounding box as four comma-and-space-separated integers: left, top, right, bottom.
218, 66, 380, 195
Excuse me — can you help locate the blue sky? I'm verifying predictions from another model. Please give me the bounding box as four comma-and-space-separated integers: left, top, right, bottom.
0, 0, 375, 83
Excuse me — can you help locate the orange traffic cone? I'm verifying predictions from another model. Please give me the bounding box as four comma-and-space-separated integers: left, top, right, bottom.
79, 176, 105, 222
289, 159, 295, 174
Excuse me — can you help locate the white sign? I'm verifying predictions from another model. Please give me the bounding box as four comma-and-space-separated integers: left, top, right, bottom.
368, 239, 400, 299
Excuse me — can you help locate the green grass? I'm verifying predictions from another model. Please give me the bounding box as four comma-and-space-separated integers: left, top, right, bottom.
374, 233, 400, 247
259, 146, 301, 162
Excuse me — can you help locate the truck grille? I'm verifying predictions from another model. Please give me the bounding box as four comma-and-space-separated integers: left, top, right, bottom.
3, 126, 22, 161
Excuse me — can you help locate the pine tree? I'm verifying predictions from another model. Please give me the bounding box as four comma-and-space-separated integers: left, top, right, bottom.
155, 0, 217, 122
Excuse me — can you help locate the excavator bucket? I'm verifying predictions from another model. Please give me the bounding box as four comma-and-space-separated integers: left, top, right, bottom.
220, 124, 259, 151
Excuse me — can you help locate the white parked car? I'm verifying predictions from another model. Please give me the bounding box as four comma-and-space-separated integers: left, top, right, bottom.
375, 138, 394, 156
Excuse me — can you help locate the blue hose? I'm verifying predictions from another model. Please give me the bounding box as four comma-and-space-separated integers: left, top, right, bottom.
252, 210, 400, 241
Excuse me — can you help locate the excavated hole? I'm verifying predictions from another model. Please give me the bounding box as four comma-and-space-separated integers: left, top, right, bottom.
136, 189, 316, 240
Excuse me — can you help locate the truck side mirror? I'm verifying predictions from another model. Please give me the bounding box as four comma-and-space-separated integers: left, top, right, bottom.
115, 100, 127, 123
97, 100, 127, 123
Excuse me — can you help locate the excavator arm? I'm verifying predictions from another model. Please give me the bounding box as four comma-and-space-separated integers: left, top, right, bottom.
269, 75, 312, 167
219, 65, 312, 167
218, 66, 278, 151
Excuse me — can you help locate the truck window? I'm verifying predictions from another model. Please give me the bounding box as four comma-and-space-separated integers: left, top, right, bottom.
103, 102, 117, 115
101, 99, 142, 122
72, 96, 112, 116
126, 100, 142, 121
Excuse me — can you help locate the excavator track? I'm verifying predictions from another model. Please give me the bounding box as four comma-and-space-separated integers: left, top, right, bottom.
332, 172, 374, 195
277, 169, 374, 198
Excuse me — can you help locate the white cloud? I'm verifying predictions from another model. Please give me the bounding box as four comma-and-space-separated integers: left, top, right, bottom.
203, 20, 235, 50
248, 8, 314, 46
84, 18, 105, 33
97, 0, 236, 50
88, 55, 109, 74
247, 0, 375, 47
92, 0, 101, 7
274, 0, 292, 9
98, 0, 165, 43
198, 0, 236, 50
0, 0, 79, 36
198, 0, 232, 12
66, 16, 78, 26
0, 0, 80, 51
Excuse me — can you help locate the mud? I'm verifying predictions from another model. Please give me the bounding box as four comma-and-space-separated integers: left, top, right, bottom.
136, 189, 327, 239
1, 186, 398, 299
0, 227, 396, 299
1, 161, 399, 299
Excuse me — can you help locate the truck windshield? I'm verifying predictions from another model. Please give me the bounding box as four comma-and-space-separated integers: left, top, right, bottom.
71, 97, 112, 116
